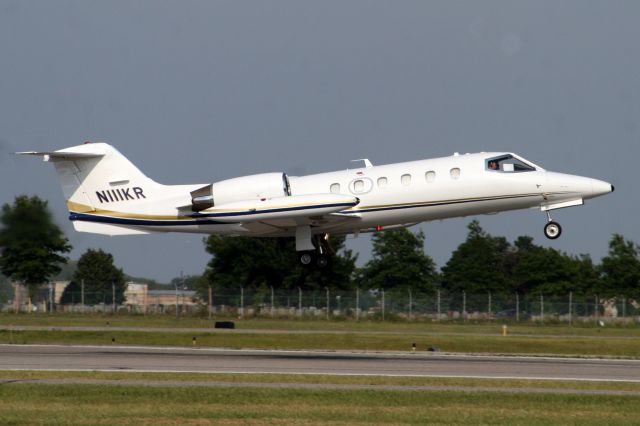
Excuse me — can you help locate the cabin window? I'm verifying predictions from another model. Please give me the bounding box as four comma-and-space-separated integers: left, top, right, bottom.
330, 183, 340, 194
486, 155, 536, 172
450, 168, 461, 180
401, 174, 411, 186
377, 177, 388, 188
425, 171, 436, 182
349, 177, 373, 194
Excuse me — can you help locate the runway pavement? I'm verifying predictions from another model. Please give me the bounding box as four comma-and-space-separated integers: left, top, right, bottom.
1, 344, 639, 382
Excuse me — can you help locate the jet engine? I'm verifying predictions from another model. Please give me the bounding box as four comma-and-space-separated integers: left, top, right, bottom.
190, 172, 291, 212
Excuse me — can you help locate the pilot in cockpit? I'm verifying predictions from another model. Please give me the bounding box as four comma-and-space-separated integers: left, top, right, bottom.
488, 160, 499, 170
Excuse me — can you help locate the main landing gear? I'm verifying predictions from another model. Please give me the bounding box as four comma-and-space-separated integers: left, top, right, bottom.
299, 251, 329, 267
298, 234, 333, 267
543, 211, 562, 240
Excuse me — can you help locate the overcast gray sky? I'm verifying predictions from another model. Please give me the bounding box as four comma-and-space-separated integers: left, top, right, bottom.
1, 1, 637, 282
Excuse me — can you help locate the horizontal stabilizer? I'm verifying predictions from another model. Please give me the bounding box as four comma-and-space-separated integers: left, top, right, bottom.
17, 142, 112, 162
16, 151, 105, 161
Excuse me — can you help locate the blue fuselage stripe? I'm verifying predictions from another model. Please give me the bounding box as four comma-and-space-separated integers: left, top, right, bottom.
193, 202, 355, 218
339, 193, 539, 215
69, 202, 356, 227
68, 194, 540, 227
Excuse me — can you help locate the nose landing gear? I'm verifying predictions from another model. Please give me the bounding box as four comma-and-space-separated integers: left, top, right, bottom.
543, 211, 562, 240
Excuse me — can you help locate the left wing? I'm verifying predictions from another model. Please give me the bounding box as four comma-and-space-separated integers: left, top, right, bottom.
192, 193, 359, 224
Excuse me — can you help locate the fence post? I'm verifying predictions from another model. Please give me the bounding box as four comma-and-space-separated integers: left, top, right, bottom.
81, 279, 85, 314
381, 289, 385, 321
208, 286, 213, 319
462, 291, 466, 322
174, 281, 179, 319
298, 287, 302, 318
540, 293, 544, 322
112, 282, 116, 315
240, 286, 244, 319
595, 295, 599, 325
408, 288, 412, 321
488, 291, 492, 319
622, 296, 626, 319
437, 289, 441, 322
355, 287, 360, 321
271, 286, 275, 318
49, 282, 53, 313
325, 287, 329, 320
568, 291, 572, 326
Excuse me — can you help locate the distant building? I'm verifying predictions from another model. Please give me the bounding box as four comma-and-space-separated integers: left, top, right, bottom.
8, 281, 199, 312
10, 281, 69, 312
124, 282, 198, 307
146, 289, 198, 307
124, 282, 148, 306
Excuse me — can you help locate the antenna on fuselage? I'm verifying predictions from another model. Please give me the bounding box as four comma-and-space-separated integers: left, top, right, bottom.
350, 159, 373, 168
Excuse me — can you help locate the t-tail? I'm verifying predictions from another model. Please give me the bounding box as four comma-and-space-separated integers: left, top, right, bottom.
17, 142, 200, 235
18, 142, 360, 240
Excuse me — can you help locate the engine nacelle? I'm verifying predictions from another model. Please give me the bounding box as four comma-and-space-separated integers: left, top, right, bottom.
191, 172, 291, 211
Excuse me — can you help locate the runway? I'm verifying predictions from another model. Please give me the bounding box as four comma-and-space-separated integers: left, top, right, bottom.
1, 344, 639, 382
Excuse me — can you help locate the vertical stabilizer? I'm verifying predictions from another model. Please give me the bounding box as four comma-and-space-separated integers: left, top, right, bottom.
17, 142, 163, 235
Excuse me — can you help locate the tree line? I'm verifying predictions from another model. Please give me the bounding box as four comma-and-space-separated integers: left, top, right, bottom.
1, 195, 639, 303
199, 220, 640, 299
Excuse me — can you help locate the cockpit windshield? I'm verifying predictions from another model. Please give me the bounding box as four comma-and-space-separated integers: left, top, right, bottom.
486, 155, 536, 172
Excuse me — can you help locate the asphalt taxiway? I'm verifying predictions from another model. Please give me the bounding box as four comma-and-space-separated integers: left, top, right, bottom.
1, 344, 639, 382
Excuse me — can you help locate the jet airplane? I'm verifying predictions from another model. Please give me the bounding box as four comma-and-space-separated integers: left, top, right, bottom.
19, 142, 614, 266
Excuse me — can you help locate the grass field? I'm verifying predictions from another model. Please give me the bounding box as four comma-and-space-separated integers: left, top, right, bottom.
3, 370, 640, 392
2, 328, 640, 358
2, 313, 640, 337
1, 374, 640, 425
2, 315, 640, 424
2, 313, 640, 357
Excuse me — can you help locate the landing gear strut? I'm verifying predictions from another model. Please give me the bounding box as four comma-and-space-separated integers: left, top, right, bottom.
299, 250, 330, 267
543, 211, 562, 240
298, 233, 333, 267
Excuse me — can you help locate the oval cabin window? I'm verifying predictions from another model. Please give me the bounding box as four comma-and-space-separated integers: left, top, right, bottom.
377, 177, 388, 188
425, 171, 436, 182
330, 183, 340, 194
354, 179, 365, 192
401, 174, 411, 186
450, 168, 461, 180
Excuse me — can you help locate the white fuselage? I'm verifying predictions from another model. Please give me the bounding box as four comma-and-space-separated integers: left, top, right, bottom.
286, 152, 610, 236
20, 143, 613, 242
122, 152, 611, 238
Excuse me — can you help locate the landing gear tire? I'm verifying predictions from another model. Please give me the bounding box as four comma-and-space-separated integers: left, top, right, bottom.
316, 255, 329, 268
300, 252, 313, 266
544, 221, 562, 240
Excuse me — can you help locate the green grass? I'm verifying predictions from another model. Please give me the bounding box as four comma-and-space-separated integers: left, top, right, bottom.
1, 381, 639, 425
2, 328, 640, 357
2, 313, 639, 336
2, 313, 640, 357
2, 370, 640, 392
3, 315, 639, 424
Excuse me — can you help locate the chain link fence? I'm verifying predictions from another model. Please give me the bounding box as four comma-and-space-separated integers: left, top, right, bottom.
2, 286, 639, 323
203, 288, 639, 323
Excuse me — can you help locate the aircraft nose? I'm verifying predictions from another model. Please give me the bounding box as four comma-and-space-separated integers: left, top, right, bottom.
591, 179, 614, 198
